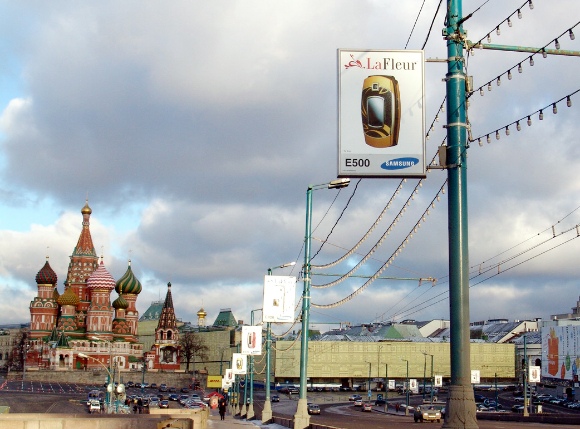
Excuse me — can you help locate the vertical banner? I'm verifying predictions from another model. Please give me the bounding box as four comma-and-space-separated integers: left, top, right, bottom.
224, 369, 234, 385
529, 366, 541, 383
338, 49, 425, 178
471, 370, 481, 384
388, 379, 396, 390
232, 353, 247, 375
241, 326, 263, 355
263, 276, 296, 323
410, 379, 418, 393
434, 375, 443, 387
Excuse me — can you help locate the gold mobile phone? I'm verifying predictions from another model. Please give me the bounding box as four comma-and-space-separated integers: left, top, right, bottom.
361, 75, 401, 148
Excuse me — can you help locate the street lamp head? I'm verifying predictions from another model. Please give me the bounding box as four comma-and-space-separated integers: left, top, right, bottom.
328, 178, 350, 189
78, 353, 88, 358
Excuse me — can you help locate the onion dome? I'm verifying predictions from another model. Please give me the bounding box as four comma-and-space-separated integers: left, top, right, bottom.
57, 287, 80, 306
81, 200, 92, 215
52, 287, 60, 300
115, 261, 142, 295
197, 307, 207, 319
36, 260, 58, 285
87, 260, 116, 290
113, 294, 129, 310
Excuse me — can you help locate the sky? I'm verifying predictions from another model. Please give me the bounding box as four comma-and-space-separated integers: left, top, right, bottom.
0, 0, 579, 334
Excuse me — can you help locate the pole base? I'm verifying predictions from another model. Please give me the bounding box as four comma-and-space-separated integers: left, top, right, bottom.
293, 398, 310, 429
441, 385, 478, 429
247, 403, 255, 420
262, 400, 272, 424
241, 403, 247, 417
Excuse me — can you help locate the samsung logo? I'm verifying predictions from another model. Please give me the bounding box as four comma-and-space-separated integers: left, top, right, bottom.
381, 157, 419, 170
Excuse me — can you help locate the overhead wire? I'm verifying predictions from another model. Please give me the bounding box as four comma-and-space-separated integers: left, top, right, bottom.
405, 0, 428, 49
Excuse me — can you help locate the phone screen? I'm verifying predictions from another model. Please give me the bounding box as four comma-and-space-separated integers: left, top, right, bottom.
367, 96, 384, 128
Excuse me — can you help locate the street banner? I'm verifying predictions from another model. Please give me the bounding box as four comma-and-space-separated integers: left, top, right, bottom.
338, 49, 426, 178
224, 369, 234, 385
434, 375, 443, 387
388, 379, 396, 390
263, 276, 296, 323
232, 353, 247, 375
471, 370, 480, 384
410, 379, 418, 393
241, 326, 263, 356
529, 366, 541, 383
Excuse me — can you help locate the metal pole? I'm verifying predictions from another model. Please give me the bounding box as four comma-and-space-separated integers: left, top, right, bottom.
406, 360, 409, 416
246, 310, 256, 420
430, 355, 434, 404
495, 373, 498, 411
384, 364, 388, 413
423, 354, 427, 401
523, 336, 529, 416
443, 0, 478, 427
294, 186, 313, 429
368, 362, 372, 402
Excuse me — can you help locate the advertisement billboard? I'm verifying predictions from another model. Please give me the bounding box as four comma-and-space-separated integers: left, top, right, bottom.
207, 375, 223, 388
263, 275, 296, 323
232, 353, 247, 375
542, 326, 580, 381
224, 369, 234, 385
241, 326, 263, 356
338, 49, 425, 178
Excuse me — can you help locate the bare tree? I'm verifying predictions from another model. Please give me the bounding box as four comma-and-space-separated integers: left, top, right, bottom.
179, 331, 209, 373
4, 329, 28, 370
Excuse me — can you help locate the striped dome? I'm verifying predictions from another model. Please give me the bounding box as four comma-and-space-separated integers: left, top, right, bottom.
36, 260, 58, 285
115, 262, 142, 295
57, 288, 80, 306
113, 294, 129, 310
87, 260, 116, 290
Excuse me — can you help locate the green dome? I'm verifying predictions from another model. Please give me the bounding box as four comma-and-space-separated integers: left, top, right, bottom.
113, 295, 129, 310
115, 261, 142, 295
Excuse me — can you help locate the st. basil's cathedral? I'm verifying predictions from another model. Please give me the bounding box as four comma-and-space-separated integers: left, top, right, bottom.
26, 201, 181, 372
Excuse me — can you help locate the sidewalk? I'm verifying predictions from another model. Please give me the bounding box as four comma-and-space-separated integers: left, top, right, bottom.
206, 409, 286, 429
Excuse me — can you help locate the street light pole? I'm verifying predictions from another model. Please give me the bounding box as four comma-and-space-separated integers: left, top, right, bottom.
384, 364, 388, 413
294, 178, 349, 429
79, 352, 115, 413
263, 262, 295, 424
401, 358, 410, 416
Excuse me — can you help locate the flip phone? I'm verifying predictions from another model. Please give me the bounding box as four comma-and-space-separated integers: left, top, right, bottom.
361, 75, 401, 148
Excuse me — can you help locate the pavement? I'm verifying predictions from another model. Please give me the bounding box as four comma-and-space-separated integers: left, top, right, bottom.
206, 409, 285, 429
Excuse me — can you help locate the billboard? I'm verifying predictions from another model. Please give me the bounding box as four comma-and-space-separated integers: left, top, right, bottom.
338, 49, 425, 178
241, 326, 263, 356
263, 275, 296, 323
542, 326, 580, 381
232, 353, 247, 375
224, 369, 234, 385
207, 375, 223, 388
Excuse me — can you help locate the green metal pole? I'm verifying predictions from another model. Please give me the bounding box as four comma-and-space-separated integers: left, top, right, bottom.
384, 364, 388, 413
423, 355, 427, 401
406, 360, 409, 416
523, 335, 529, 416
247, 311, 256, 420
294, 185, 313, 429
443, 0, 478, 427
430, 355, 434, 405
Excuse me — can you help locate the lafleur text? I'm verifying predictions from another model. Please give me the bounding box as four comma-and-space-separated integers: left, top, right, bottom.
367, 57, 417, 71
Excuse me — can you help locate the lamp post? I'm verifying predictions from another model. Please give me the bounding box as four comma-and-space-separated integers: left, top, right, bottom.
247, 308, 262, 420
79, 352, 114, 413
263, 262, 296, 424
421, 351, 434, 404
384, 364, 388, 413
294, 178, 350, 429
401, 358, 410, 416
366, 362, 372, 402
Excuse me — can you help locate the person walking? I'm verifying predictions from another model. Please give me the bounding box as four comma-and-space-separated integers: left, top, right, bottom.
219, 399, 227, 420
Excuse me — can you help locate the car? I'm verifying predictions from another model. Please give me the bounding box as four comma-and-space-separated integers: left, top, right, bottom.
271, 395, 280, 402
169, 387, 177, 393
142, 382, 149, 388
349, 394, 362, 402
159, 400, 169, 409
362, 403, 373, 412
159, 384, 168, 392
354, 399, 363, 407
288, 387, 299, 394
190, 394, 202, 402
125, 381, 134, 388
169, 394, 179, 401
414, 405, 442, 423
513, 396, 524, 403
307, 403, 320, 415
180, 387, 189, 393
135, 382, 142, 388
150, 383, 158, 389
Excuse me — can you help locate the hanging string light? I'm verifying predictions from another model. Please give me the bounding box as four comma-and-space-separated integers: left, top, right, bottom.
555, 39, 560, 50
518, 9, 522, 19
570, 29, 576, 40
518, 63, 523, 73
496, 26, 501, 36
568, 96, 572, 107
507, 17, 512, 27
528, 0, 534, 9
539, 110, 543, 120
497, 77, 501, 86
530, 57, 534, 66
508, 70, 512, 80
527, 116, 532, 126
495, 131, 500, 140
516, 121, 521, 131
542, 49, 547, 58
506, 126, 510, 136
553, 103, 557, 114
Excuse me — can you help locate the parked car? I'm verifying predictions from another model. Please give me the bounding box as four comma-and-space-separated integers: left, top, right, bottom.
271, 395, 280, 402
125, 381, 134, 388
180, 387, 189, 393
169, 394, 179, 401
414, 405, 442, 423
150, 383, 157, 389
511, 404, 524, 413
362, 403, 373, 412
307, 403, 320, 415
159, 384, 168, 392
349, 394, 362, 402
159, 400, 169, 409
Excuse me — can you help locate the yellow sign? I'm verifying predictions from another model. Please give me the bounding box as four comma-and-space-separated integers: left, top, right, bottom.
207, 375, 223, 388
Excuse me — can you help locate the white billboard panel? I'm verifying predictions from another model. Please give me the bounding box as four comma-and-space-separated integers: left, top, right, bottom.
409, 379, 418, 393
241, 326, 263, 356
542, 326, 580, 381
232, 353, 247, 375
388, 379, 396, 390
263, 276, 296, 323
434, 375, 443, 387
529, 366, 541, 383
471, 370, 480, 384
225, 369, 234, 384
338, 49, 425, 178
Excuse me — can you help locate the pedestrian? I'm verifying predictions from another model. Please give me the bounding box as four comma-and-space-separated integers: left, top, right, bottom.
219, 399, 227, 420
396, 403, 400, 413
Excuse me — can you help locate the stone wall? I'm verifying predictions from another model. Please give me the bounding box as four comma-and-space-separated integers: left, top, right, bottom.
11, 369, 199, 389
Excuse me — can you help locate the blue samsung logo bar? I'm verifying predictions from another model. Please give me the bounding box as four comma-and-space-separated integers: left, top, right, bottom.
380, 157, 419, 170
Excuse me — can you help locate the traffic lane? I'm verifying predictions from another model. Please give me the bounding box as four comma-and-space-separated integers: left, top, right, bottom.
0, 390, 86, 414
